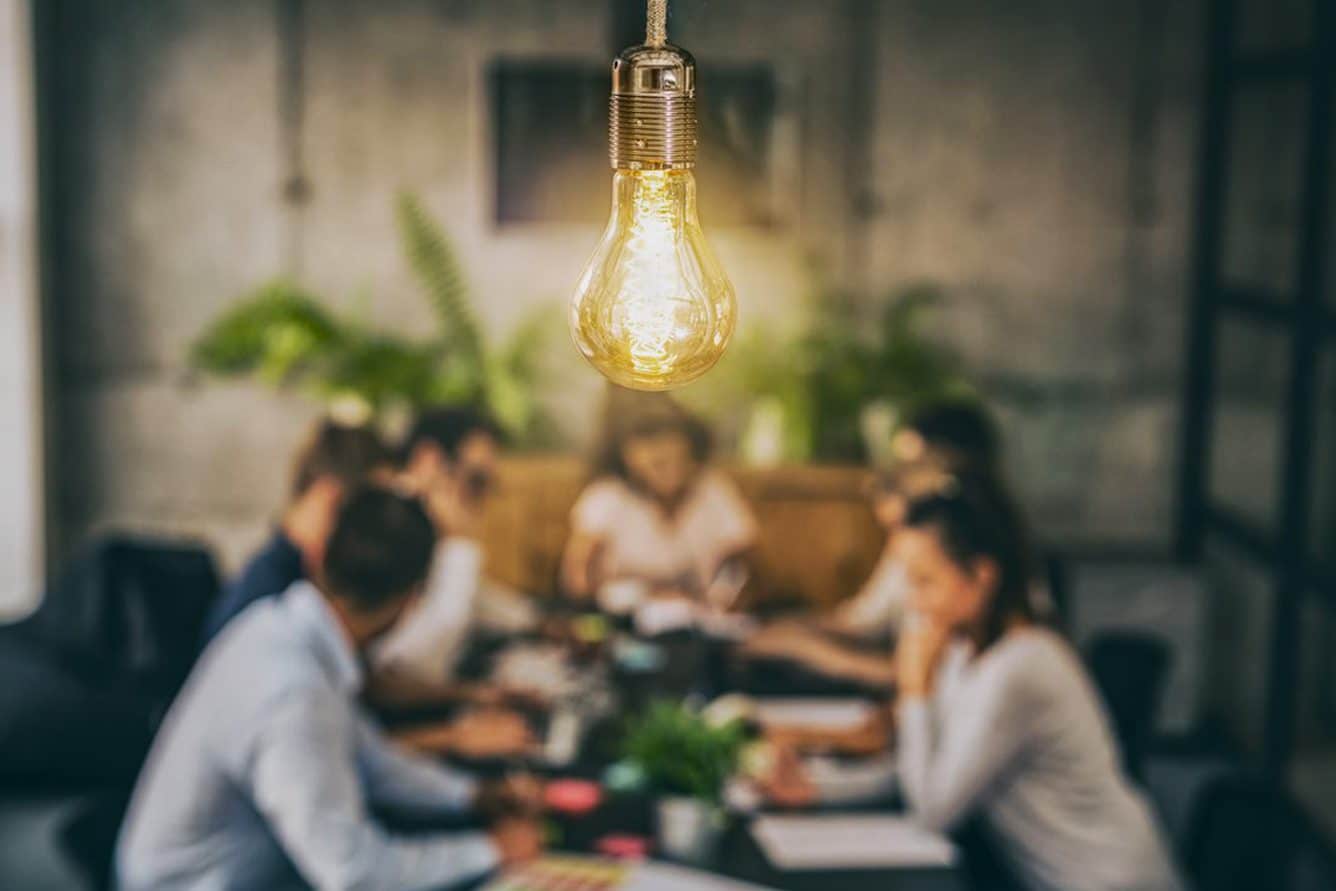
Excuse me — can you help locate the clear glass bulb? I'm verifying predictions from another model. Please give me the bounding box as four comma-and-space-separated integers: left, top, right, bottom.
570, 168, 737, 391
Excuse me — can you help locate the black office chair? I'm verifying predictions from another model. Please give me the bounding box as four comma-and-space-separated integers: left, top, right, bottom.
952, 815, 1027, 891
1085, 630, 1172, 781
0, 536, 220, 890
1179, 772, 1275, 891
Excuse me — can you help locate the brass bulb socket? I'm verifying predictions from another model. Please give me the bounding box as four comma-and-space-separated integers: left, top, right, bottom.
608, 43, 698, 169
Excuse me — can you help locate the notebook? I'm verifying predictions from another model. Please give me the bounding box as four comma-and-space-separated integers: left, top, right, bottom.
751, 697, 878, 732
750, 815, 958, 870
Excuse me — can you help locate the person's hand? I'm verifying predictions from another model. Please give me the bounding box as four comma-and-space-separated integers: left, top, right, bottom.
476, 773, 545, 819
760, 742, 817, 809
447, 709, 536, 760
896, 617, 952, 699
423, 473, 485, 540
364, 667, 457, 709
766, 710, 892, 758
741, 621, 815, 660
490, 817, 544, 867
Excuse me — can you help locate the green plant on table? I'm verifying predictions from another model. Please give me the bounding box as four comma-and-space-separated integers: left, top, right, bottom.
622, 701, 749, 805
188, 193, 557, 444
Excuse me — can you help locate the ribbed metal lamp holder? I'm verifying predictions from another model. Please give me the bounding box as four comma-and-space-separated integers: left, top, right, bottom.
608, 43, 698, 170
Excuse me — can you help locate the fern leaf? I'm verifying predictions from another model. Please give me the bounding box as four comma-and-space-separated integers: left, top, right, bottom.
395, 192, 484, 376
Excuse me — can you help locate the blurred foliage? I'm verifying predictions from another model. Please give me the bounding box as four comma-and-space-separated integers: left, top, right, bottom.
685, 280, 976, 463
189, 193, 559, 444
802, 282, 976, 461
622, 701, 749, 803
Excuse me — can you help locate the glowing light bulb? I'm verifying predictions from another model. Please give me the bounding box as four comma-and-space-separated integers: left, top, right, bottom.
569, 38, 736, 391
571, 168, 735, 390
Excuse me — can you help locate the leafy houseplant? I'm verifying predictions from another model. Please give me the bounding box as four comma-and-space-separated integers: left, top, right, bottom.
622, 701, 748, 805
622, 701, 749, 862
801, 282, 977, 462
693, 281, 977, 464
189, 193, 557, 443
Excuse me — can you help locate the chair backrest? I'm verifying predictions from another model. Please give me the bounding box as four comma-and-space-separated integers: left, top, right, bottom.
1180, 773, 1276, 891
1085, 630, 1173, 780
18, 536, 220, 705
951, 815, 1027, 891
8, 536, 220, 890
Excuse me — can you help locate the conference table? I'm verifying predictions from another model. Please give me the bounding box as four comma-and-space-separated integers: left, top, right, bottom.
397, 621, 969, 891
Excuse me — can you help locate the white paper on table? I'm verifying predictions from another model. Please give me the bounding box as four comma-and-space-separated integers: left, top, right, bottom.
629, 860, 779, 890
634, 598, 698, 636
752, 697, 877, 731
805, 753, 898, 805
750, 815, 958, 870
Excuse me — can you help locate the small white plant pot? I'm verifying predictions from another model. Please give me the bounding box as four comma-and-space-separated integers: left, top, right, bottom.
656, 796, 723, 864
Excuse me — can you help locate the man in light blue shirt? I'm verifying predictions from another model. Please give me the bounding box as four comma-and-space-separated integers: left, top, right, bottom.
117, 486, 543, 890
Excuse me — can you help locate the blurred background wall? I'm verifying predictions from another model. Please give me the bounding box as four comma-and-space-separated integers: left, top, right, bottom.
38, 0, 1206, 572
0, 0, 45, 619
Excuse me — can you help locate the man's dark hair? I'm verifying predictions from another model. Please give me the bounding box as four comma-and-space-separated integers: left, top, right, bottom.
905, 401, 1002, 471
322, 486, 436, 610
401, 406, 501, 464
290, 420, 393, 499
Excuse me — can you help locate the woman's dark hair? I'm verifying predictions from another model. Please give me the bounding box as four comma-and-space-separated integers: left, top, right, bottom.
904, 401, 1002, 471
591, 387, 712, 483
401, 405, 502, 464
904, 471, 1037, 649
322, 485, 436, 611
290, 420, 394, 499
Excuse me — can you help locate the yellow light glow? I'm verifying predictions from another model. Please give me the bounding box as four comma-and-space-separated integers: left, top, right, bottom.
570, 169, 736, 391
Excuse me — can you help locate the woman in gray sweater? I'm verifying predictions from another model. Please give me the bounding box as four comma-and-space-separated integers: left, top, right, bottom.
894, 473, 1183, 891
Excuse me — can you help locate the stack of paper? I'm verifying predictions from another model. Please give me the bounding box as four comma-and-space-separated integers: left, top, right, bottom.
750, 815, 957, 870
752, 697, 877, 732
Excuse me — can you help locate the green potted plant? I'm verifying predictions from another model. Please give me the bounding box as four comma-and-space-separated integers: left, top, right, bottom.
801, 282, 976, 464
621, 701, 749, 862
188, 193, 560, 445
683, 280, 978, 466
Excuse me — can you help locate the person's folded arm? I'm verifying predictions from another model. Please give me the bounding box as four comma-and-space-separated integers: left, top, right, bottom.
248, 688, 497, 891
804, 639, 897, 688
896, 662, 1034, 833
354, 710, 481, 814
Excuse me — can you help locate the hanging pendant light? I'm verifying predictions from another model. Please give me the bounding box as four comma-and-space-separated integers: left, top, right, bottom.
569, 0, 737, 391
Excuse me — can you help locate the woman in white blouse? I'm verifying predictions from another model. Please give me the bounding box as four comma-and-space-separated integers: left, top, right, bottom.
561, 389, 757, 607
894, 472, 1182, 891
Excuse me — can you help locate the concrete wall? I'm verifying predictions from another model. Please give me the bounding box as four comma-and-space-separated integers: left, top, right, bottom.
862, 0, 1203, 545
43, 0, 1205, 571
0, 0, 46, 618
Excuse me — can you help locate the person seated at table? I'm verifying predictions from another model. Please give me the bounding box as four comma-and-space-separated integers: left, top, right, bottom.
892, 471, 1182, 891
201, 418, 394, 641
201, 415, 533, 759
561, 386, 757, 611
742, 401, 1002, 688
369, 406, 539, 704
117, 486, 544, 891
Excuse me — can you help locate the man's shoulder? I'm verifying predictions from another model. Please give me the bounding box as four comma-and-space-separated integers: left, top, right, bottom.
203, 532, 305, 639
204, 597, 333, 701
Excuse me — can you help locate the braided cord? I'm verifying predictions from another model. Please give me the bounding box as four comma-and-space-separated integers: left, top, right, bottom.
646, 0, 667, 46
